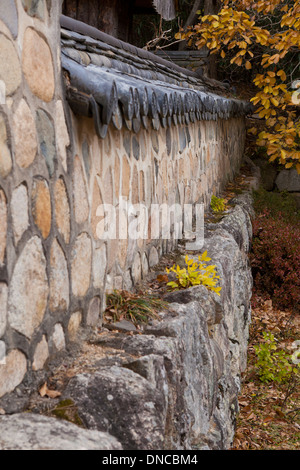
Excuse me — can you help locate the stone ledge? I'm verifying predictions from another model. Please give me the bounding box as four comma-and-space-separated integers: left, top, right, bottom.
60, 190, 255, 450
0, 413, 122, 450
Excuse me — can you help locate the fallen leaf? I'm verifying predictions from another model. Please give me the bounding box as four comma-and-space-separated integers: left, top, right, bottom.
239, 400, 250, 407
242, 405, 252, 413
275, 408, 286, 418
46, 389, 61, 399
39, 382, 61, 399
156, 274, 169, 283
39, 382, 48, 397
263, 415, 274, 424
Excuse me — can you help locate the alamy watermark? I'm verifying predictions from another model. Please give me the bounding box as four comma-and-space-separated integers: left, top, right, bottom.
0, 80, 5, 105
95, 198, 205, 250
0, 341, 6, 365
291, 340, 300, 365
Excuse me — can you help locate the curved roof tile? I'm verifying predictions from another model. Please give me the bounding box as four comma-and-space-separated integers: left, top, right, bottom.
60, 15, 253, 138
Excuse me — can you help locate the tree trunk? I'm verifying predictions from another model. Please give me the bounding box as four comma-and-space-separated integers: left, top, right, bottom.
204, 0, 221, 78
178, 0, 220, 77
178, 0, 203, 50
204, 0, 220, 14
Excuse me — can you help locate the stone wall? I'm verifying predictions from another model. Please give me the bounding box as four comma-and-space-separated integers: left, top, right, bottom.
71, 114, 245, 295
0, 0, 71, 397
0, 190, 255, 450
0, 0, 246, 400
61, 191, 254, 450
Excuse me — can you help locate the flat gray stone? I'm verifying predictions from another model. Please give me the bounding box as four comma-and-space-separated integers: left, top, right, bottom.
0, 0, 18, 38
63, 365, 168, 450
36, 109, 56, 177
275, 169, 300, 192
0, 413, 122, 450
104, 320, 137, 332
21, 0, 45, 20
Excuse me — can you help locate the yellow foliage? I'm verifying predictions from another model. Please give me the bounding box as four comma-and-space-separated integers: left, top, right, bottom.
181, 0, 300, 172
166, 253, 222, 295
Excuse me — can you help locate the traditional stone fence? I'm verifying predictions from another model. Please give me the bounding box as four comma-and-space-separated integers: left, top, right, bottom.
0, 0, 248, 401
0, 189, 255, 450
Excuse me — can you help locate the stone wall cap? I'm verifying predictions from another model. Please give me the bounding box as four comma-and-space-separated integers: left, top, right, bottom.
60, 15, 253, 137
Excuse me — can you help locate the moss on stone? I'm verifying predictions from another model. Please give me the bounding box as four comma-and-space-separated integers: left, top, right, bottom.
51, 398, 84, 427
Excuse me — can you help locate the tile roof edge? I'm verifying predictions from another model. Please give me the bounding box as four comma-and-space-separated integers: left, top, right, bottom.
60, 15, 219, 88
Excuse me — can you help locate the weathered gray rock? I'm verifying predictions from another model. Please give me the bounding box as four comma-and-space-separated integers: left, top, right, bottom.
0, 0, 18, 38
104, 319, 137, 332
163, 284, 223, 326
63, 365, 168, 450
35, 109, 56, 177
21, 0, 45, 20
275, 169, 300, 192
215, 203, 252, 253
252, 159, 276, 190
0, 413, 122, 450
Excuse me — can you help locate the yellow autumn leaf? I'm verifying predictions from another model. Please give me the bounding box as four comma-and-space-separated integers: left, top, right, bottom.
271, 54, 280, 64
277, 70, 287, 81
269, 153, 278, 162
281, 149, 287, 160
270, 97, 279, 106
248, 127, 257, 135
187, 1, 300, 171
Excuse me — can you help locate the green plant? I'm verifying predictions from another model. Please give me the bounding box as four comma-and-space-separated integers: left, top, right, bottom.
51, 399, 84, 427
166, 252, 222, 295
254, 331, 299, 384
253, 188, 300, 223
105, 290, 167, 326
210, 195, 226, 213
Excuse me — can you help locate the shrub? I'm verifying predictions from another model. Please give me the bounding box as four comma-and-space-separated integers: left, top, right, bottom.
253, 188, 300, 223
166, 252, 222, 295
251, 207, 300, 311
210, 195, 226, 213
254, 331, 298, 384
105, 290, 167, 326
